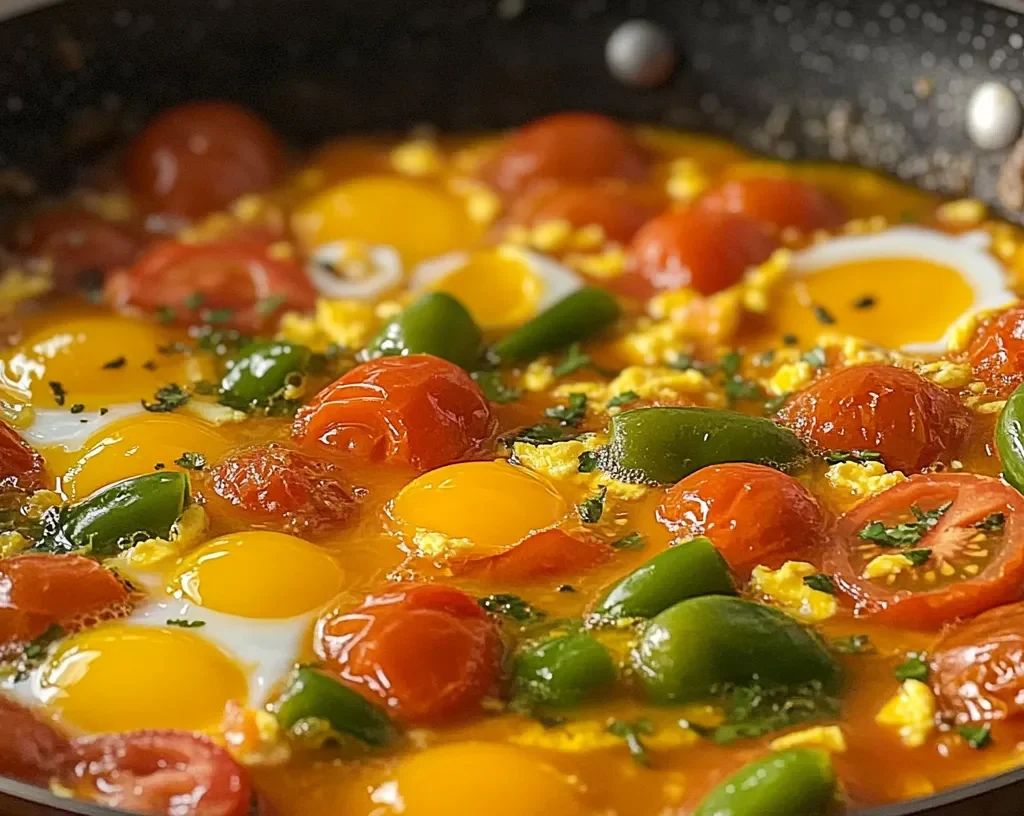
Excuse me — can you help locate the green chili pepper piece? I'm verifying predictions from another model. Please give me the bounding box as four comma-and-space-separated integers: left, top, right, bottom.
275, 666, 396, 747
631, 596, 841, 704
220, 340, 311, 410
605, 406, 807, 484
694, 749, 839, 816
997, 383, 1024, 495
366, 291, 483, 370
513, 631, 616, 708
45, 472, 189, 556
490, 286, 620, 364
592, 537, 736, 621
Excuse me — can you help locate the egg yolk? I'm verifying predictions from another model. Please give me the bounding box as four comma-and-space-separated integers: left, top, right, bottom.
39, 622, 247, 733
171, 531, 344, 618
387, 742, 585, 816
292, 176, 480, 266
389, 461, 569, 558
0, 315, 211, 409
424, 248, 543, 329
48, 413, 233, 500
768, 258, 973, 349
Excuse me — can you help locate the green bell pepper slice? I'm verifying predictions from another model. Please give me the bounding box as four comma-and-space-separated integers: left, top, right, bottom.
490, 286, 620, 364
631, 595, 842, 704
997, 383, 1024, 494
366, 291, 482, 370
43, 471, 189, 556
604, 406, 807, 484
513, 631, 616, 708
694, 749, 839, 816
592, 537, 736, 622
220, 340, 311, 410
275, 666, 396, 747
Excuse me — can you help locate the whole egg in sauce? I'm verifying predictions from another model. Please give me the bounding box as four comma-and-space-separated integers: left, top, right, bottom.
1, 103, 1024, 816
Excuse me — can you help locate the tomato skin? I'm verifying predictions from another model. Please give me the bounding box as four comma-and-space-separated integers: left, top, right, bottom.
293, 355, 493, 472
625, 208, 779, 297
968, 305, 1024, 397
0, 554, 133, 647
105, 239, 315, 330
504, 182, 656, 243
699, 178, 847, 233
825, 474, 1024, 627
316, 583, 502, 725
457, 528, 613, 582
485, 113, 649, 196
126, 101, 286, 219
68, 731, 252, 816
15, 208, 142, 287
0, 695, 72, 785
777, 365, 971, 473
657, 463, 826, 577
931, 600, 1024, 723
0, 422, 46, 492
207, 443, 356, 535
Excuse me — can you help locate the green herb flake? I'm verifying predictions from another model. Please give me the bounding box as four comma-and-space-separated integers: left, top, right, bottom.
831, 634, 875, 654
606, 718, 654, 766
958, 724, 992, 749
155, 306, 176, 324
894, 654, 929, 683
142, 383, 191, 413
823, 449, 884, 466
812, 304, 836, 325
577, 486, 607, 524
478, 593, 546, 624
48, 381, 66, 407
803, 574, 836, 595
782, 333, 799, 346
724, 376, 766, 403
471, 371, 522, 405
166, 619, 206, 628
142, 360, 157, 371
699, 682, 840, 744
858, 501, 952, 548
23, 624, 65, 661
202, 308, 235, 325
102, 356, 126, 370
904, 548, 932, 566
174, 452, 207, 470
183, 291, 207, 310
611, 531, 645, 550
606, 390, 640, 409
577, 450, 600, 473
553, 343, 592, 378
719, 351, 742, 378
556, 584, 576, 593
763, 392, 790, 415
255, 294, 287, 318
154, 462, 166, 470
502, 424, 574, 447
545, 393, 588, 427
975, 512, 1006, 532
69, 403, 85, 414
853, 295, 877, 310
802, 347, 828, 368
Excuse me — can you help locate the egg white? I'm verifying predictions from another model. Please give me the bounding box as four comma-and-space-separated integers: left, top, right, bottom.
21, 404, 144, 452
308, 241, 403, 300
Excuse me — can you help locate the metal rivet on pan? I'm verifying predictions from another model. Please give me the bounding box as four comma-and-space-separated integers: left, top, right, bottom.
605, 20, 676, 88
967, 81, 1024, 151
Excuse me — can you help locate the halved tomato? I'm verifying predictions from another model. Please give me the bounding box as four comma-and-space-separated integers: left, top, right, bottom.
825, 473, 1024, 627
0, 421, 46, 492
0, 695, 72, 785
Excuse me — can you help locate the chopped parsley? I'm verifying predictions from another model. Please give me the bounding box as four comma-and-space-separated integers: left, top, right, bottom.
697, 682, 840, 744
782, 333, 799, 346
69, 403, 85, 414
823, 449, 884, 466
801, 346, 828, 368
99, 407, 109, 416
6, 623, 66, 681
975, 512, 1006, 532
724, 377, 766, 403
556, 584, 576, 593
471, 371, 522, 404
611, 532, 645, 550
853, 295, 877, 309
255, 294, 287, 318
858, 501, 952, 548
141, 360, 157, 371
606, 718, 654, 766
577, 450, 600, 473
48, 381, 66, 407
577, 486, 607, 524
166, 619, 206, 628
553, 343, 592, 377
904, 548, 932, 566
831, 634, 875, 654
803, 573, 836, 594
142, 383, 190, 413
183, 291, 207, 310
763, 392, 790, 415
545, 393, 588, 427
478, 593, 546, 624
607, 390, 639, 409
155, 306, 176, 324
894, 654, 929, 683
502, 424, 575, 447
719, 351, 742, 377
23, 624, 64, 661
154, 462, 166, 470
812, 304, 836, 325
201, 308, 235, 325
174, 452, 207, 470
958, 724, 992, 749
102, 356, 126, 370
753, 350, 775, 367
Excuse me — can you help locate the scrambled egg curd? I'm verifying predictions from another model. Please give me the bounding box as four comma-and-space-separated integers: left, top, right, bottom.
750, 561, 837, 622
876, 681, 938, 748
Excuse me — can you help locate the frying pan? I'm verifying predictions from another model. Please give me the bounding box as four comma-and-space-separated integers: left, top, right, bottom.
1, 0, 1024, 813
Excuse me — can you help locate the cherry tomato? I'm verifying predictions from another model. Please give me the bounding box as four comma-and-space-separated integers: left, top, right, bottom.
967, 305, 1024, 397
207, 443, 356, 535
931, 600, 1024, 723
15, 208, 142, 287
316, 583, 502, 725
293, 355, 493, 472
0, 554, 133, 646
657, 463, 826, 576
67, 731, 252, 816
0, 695, 72, 785
0, 421, 46, 492
777, 365, 971, 473
126, 101, 286, 220
825, 474, 1024, 627
105, 239, 315, 330
623, 208, 779, 297
503, 182, 657, 244
698, 178, 847, 233
484, 113, 649, 196
457, 528, 613, 582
